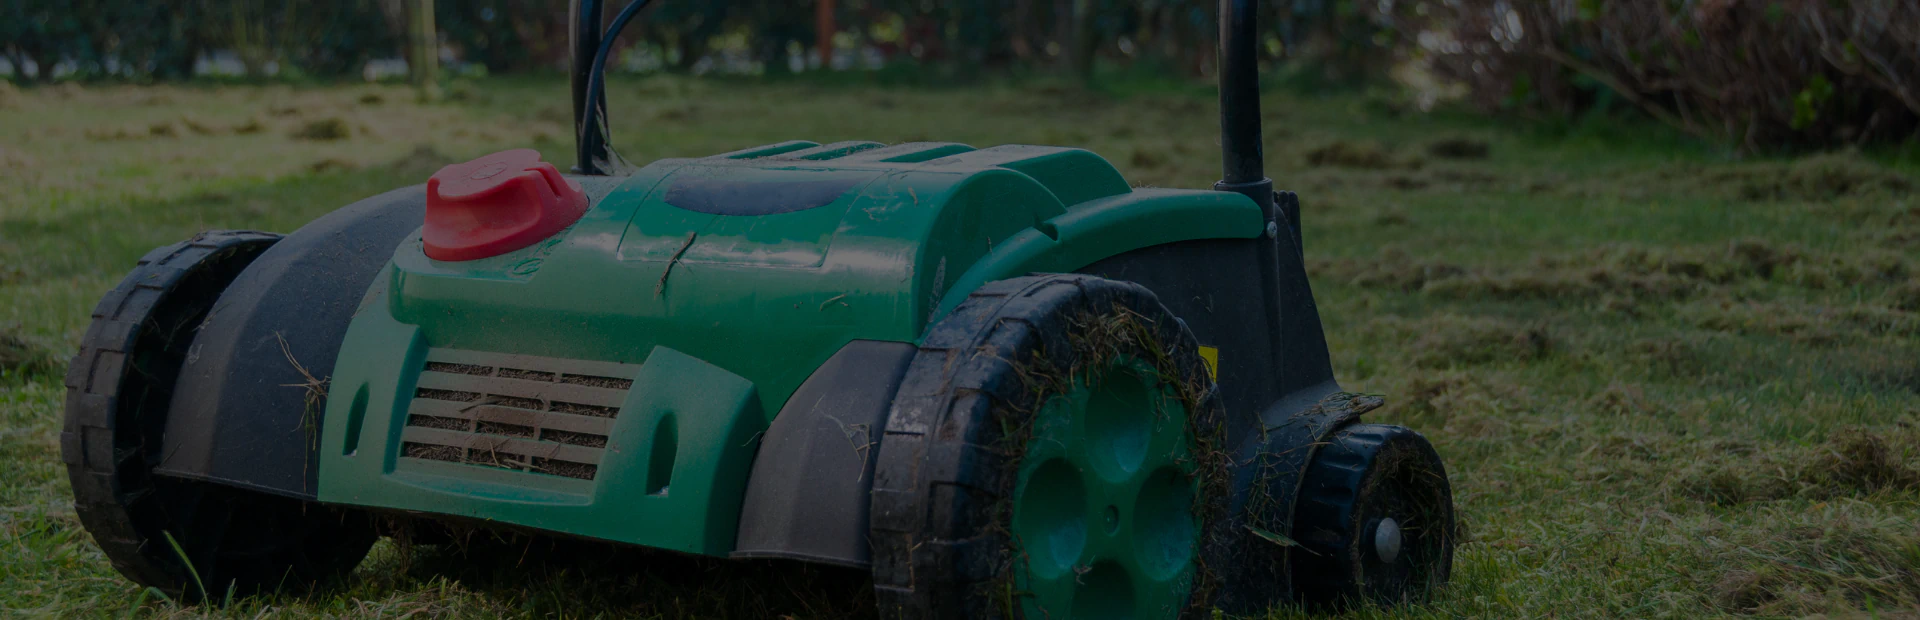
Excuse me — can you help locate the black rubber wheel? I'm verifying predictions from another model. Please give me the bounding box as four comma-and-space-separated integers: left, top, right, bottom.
61, 230, 377, 601
1289, 423, 1455, 606
869, 274, 1234, 619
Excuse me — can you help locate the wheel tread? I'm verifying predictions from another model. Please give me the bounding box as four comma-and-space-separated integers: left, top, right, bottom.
56, 230, 380, 600
1288, 423, 1454, 606
870, 274, 1225, 619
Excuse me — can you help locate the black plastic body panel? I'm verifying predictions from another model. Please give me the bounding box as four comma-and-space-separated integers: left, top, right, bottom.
1077, 232, 1338, 446
732, 340, 917, 568
155, 186, 428, 499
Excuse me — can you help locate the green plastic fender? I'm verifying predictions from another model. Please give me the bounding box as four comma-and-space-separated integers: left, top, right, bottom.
933, 188, 1266, 320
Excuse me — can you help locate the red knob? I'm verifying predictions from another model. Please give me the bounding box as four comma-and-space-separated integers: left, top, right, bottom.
424, 149, 588, 262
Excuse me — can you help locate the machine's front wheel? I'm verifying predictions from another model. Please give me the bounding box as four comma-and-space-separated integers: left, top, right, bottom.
1290, 423, 1455, 606
870, 274, 1231, 619
62, 231, 376, 601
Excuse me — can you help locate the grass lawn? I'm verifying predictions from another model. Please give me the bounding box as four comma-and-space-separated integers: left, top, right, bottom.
2, 75, 1917, 618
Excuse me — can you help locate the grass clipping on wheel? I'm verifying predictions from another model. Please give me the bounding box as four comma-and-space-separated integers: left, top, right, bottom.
985, 303, 1233, 616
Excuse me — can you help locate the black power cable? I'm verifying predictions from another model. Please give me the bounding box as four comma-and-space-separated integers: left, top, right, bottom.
576, 0, 653, 175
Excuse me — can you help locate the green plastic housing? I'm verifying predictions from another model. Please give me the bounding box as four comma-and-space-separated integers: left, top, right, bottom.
316, 140, 1263, 555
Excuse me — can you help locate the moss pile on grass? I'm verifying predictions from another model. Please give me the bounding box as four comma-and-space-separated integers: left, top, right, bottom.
1676, 425, 1920, 506
1721, 151, 1916, 202
1704, 506, 1920, 615
1317, 239, 1914, 303
1885, 282, 1920, 313
1383, 314, 1553, 368
1306, 139, 1420, 170
292, 117, 353, 141
1806, 427, 1920, 493
1425, 136, 1490, 160
0, 325, 53, 376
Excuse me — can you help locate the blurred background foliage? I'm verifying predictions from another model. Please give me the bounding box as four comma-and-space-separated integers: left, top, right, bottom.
2, 0, 1917, 150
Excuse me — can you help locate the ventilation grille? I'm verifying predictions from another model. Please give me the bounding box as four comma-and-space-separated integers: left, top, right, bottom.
400, 348, 641, 481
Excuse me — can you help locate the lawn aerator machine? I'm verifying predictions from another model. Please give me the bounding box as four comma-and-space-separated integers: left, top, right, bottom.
61, 0, 1456, 616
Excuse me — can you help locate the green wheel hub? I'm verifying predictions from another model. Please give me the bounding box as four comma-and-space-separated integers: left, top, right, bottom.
1012, 356, 1198, 619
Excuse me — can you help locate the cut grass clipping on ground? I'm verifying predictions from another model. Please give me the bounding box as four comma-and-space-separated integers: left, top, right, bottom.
1, 77, 1917, 618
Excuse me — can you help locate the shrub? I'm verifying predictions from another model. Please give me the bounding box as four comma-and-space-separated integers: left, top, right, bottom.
1377, 0, 1920, 149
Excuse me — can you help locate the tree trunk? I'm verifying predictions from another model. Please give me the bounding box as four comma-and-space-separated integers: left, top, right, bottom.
164, 8, 207, 81
230, 0, 269, 78
1010, 0, 1031, 59
1053, 0, 1072, 68
815, 0, 835, 70
673, 36, 702, 72
4, 48, 28, 85
376, 0, 408, 39
22, 49, 54, 83
1069, 0, 1096, 81
408, 0, 440, 100
761, 38, 793, 74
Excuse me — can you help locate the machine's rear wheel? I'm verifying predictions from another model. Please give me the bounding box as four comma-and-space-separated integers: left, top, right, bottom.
1290, 423, 1454, 606
870, 274, 1232, 619
62, 231, 376, 600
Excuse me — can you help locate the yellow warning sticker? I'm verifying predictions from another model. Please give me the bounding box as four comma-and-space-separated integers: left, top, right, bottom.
1197, 346, 1219, 381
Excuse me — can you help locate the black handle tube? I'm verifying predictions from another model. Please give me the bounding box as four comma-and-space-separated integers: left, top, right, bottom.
570, 0, 606, 175
1214, 0, 1277, 224
1217, 0, 1266, 185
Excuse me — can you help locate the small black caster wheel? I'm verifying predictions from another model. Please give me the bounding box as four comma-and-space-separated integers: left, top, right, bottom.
1291, 423, 1455, 606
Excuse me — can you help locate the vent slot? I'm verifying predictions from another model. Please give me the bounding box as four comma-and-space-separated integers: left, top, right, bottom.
556, 375, 634, 390
425, 362, 492, 376
408, 414, 469, 431
416, 388, 480, 402
542, 429, 608, 448
400, 348, 640, 482
551, 401, 619, 417
475, 421, 536, 438
498, 368, 557, 382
